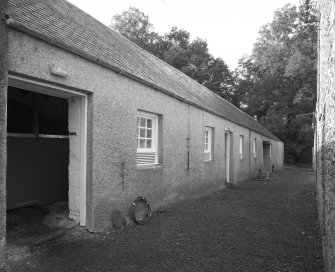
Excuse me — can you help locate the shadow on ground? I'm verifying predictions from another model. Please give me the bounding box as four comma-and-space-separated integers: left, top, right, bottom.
6, 168, 323, 272
6, 202, 76, 262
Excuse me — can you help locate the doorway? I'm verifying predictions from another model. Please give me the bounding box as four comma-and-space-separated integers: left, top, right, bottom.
6, 75, 87, 226
7, 87, 69, 209
263, 141, 271, 172
225, 131, 232, 183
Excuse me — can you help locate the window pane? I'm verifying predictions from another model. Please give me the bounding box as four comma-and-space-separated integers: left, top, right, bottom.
140, 139, 145, 148
137, 128, 139, 137
146, 140, 152, 148
140, 128, 146, 137
137, 117, 140, 126
140, 118, 146, 127
147, 119, 152, 128
147, 129, 152, 138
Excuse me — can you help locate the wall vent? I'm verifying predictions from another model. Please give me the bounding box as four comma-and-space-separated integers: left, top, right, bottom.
137, 152, 156, 165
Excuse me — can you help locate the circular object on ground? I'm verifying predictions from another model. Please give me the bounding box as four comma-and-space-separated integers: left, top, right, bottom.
130, 196, 151, 224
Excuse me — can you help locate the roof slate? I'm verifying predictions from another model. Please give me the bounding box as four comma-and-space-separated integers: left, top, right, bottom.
7, 0, 280, 141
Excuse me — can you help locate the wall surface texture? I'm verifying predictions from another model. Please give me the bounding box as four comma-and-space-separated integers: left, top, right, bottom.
7, 29, 284, 232
0, 0, 8, 269
316, 1, 335, 271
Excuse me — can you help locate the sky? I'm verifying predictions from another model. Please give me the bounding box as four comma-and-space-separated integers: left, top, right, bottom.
67, 0, 300, 70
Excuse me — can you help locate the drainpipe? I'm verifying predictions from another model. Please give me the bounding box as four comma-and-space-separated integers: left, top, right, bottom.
249, 129, 251, 178
0, 1, 9, 269
187, 105, 190, 173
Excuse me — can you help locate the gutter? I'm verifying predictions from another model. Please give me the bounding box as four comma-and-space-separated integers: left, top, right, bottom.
6, 17, 280, 142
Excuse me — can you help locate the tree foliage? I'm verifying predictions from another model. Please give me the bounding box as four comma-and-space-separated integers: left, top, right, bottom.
110, 8, 236, 104
235, 1, 317, 164
111, 7, 162, 55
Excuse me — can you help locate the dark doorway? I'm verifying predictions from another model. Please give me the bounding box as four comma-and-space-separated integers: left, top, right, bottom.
263, 142, 271, 172
6, 86, 69, 210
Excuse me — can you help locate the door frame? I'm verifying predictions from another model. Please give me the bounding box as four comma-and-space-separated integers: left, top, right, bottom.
7, 74, 88, 226
262, 141, 271, 172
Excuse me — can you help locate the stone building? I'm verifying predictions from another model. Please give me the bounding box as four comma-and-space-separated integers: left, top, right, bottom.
0, 0, 284, 267
316, 0, 335, 271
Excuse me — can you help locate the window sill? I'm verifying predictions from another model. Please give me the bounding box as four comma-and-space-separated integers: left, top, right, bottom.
204, 159, 214, 163
137, 164, 162, 170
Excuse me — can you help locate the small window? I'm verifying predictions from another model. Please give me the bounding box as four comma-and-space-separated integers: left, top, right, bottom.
204, 127, 212, 161
253, 138, 257, 158
239, 135, 244, 159
137, 111, 158, 166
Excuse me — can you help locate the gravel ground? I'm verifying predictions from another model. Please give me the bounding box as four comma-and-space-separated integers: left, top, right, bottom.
6, 167, 324, 272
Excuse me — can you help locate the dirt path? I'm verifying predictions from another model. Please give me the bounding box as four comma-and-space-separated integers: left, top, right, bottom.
7, 167, 323, 272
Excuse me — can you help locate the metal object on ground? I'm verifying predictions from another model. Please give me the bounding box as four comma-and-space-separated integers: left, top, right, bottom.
130, 196, 151, 224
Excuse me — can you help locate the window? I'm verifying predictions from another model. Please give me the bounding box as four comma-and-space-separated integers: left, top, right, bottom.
253, 138, 257, 158
239, 135, 244, 159
204, 127, 212, 161
137, 111, 158, 166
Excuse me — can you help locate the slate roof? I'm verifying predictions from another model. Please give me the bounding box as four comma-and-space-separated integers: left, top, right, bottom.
7, 0, 280, 141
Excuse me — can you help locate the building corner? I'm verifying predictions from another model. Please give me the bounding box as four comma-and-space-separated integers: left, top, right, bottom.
0, 0, 8, 269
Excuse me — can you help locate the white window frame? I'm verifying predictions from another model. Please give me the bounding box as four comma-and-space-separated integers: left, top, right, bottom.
204, 126, 212, 161
253, 138, 257, 158
239, 135, 244, 160
137, 111, 158, 166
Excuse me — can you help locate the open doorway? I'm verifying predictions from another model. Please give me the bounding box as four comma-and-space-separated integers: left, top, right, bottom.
7, 87, 69, 209
6, 76, 87, 249
263, 141, 271, 172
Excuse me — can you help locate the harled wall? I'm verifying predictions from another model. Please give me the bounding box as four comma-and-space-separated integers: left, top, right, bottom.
7, 29, 284, 232
316, 1, 335, 270
0, 0, 8, 269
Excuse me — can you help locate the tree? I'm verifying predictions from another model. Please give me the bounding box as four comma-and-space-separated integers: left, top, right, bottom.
110, 8, 237, 104
236, 1, 317, 163
110, 7, 162, 57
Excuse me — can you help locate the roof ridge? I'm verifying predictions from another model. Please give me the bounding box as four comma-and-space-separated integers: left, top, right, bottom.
62, 0, 126, 46
63, 0, 111, 30
110, 32, 267, 127
7, 0, 281, 141
50, 1, 277, 132
113, 32, 250, 111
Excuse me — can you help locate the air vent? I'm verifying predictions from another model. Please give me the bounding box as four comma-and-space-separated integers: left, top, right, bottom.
137, 152, 156, 165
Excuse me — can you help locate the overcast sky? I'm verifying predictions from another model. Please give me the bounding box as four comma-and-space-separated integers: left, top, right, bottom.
67, 0, 300, 70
